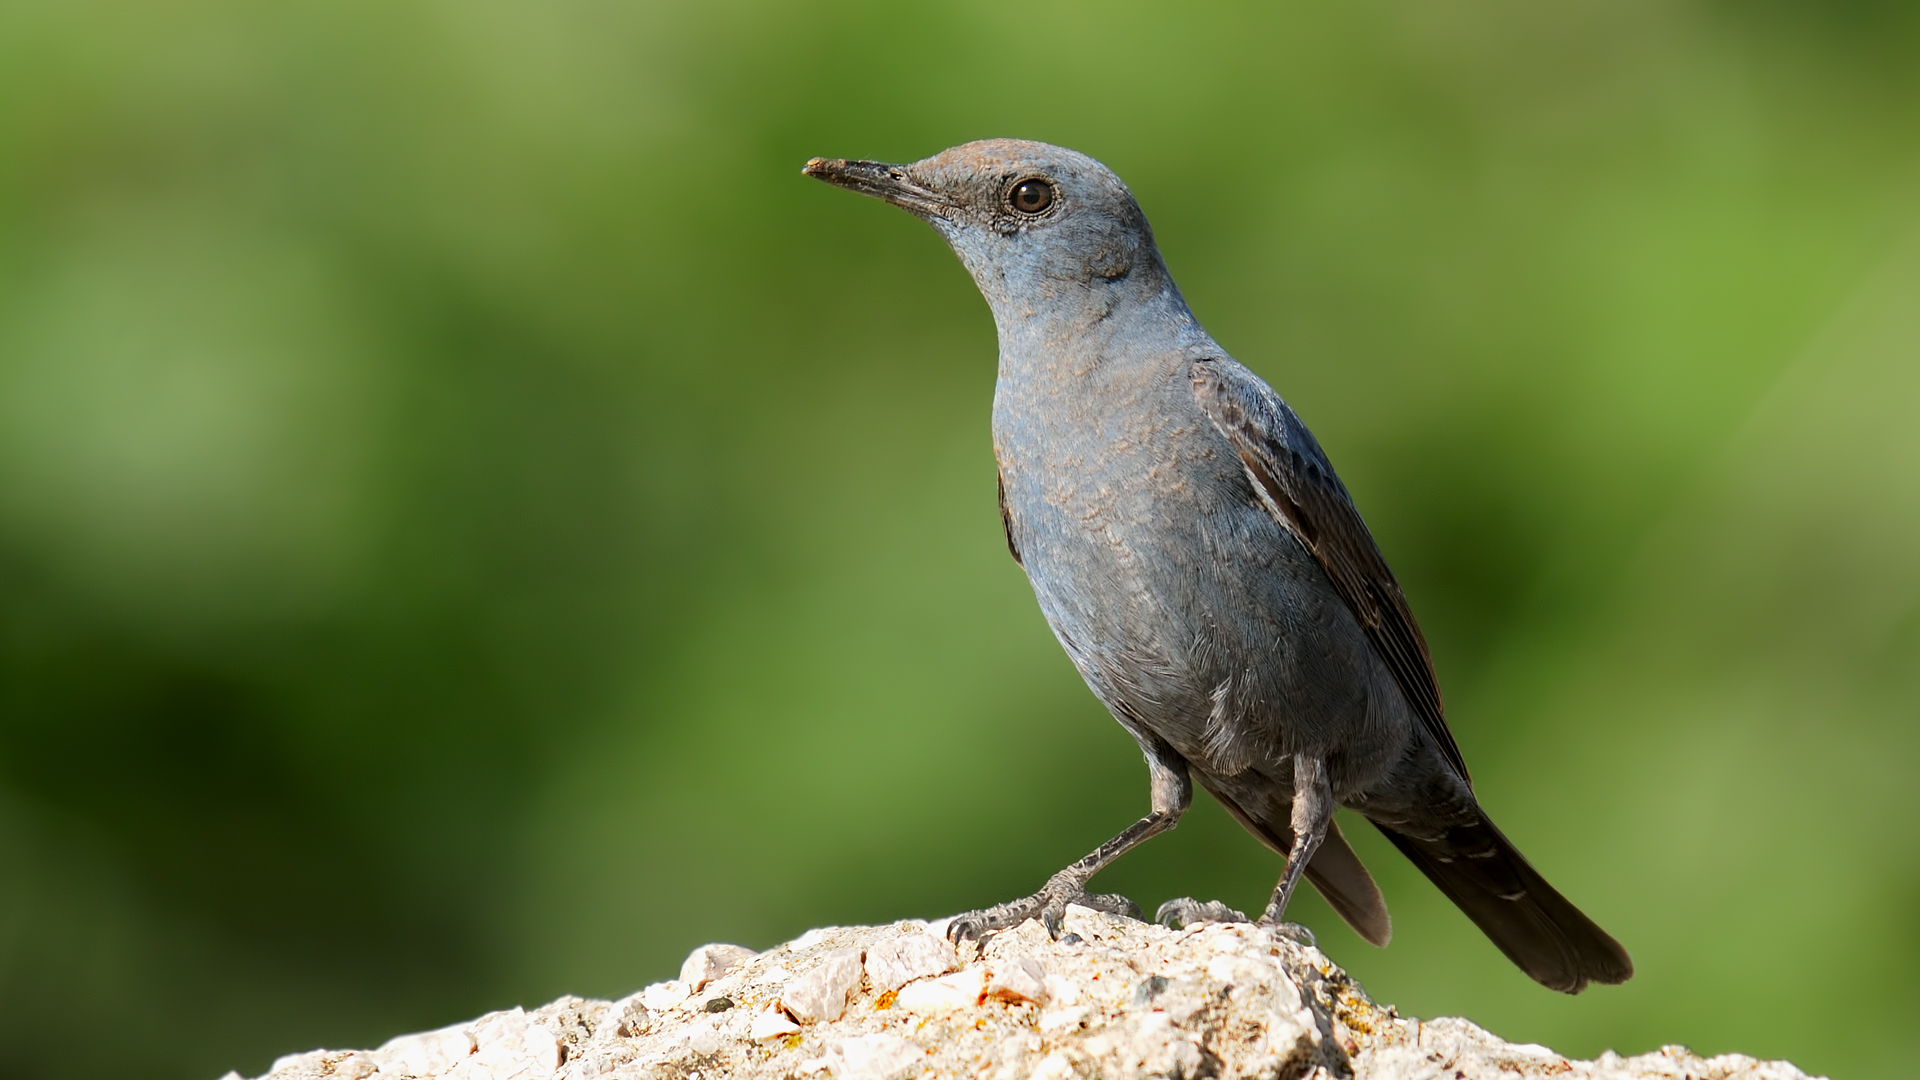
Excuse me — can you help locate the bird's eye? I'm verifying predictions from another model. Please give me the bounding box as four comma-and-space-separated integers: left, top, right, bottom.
1009, 178, 1055, 215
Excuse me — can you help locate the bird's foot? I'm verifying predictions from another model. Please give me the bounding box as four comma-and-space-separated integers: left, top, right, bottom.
947, 878, 1141, 947
1254, 916, 1317, 948
1154, 898, 1249, 930
1157, 899, 1315, 946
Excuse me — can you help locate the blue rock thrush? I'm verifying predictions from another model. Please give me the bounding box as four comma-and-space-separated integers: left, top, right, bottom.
803, 139, 1631, 993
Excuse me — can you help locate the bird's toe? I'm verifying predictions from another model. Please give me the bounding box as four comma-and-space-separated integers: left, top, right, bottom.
1155, 898, 1250, 929
1253, 917, 1317, 948
1070, 890, 1144, 921
1038, 888, 1141, 938
945, 894, 1043, 947
949, 885, 1143, 946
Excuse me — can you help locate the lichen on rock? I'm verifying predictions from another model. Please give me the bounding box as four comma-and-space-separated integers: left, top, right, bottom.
235, 907, 1823, 1080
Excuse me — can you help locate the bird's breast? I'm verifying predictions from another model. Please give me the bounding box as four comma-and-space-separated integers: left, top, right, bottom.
991, 362, 1261, 660
993, 369, 1229, 550
991, 354, 1381, 770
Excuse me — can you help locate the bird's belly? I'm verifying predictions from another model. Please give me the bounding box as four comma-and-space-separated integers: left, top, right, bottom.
1009, 463, 1404, 784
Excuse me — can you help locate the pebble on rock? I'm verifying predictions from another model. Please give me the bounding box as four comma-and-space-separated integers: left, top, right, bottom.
891, 968, 984, 1015
783, 948, 865, 1024
749, 1003, 802, 1042
682, 1023, 724, 1057
264, 1051, 377, 1080
824, 1033, 924, 1080
449, 1008, 561, 1080
604, 992, 651, 1038
680, 943, 757, 991
1038, 1005, 1090, 1033
862, 931, 957, 993
372, 1022, 477, 1075
638, 980, 688, 1012
985, 957, 1049, 1006
1029, 1052, 1077, 1080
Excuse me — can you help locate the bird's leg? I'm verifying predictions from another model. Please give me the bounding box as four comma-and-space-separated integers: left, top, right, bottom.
1259, 753, 1332, 938
1159, 755, 1338, 934
948, 750, 1190, 945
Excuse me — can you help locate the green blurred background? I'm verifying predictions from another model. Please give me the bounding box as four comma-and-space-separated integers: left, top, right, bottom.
2, 1, 1917, 1077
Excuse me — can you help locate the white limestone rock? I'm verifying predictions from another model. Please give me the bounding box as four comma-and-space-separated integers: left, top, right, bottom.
783, 947, 865, 1024
636, 980, 687, 1013
862, 930, 957, 993
679, 942, 757, 991
263, 1050, 378, 1079
749, 1003, 802, 1042
984, 956, 1048, 1006
824, 1033, 925, 1080
449, 1007, 562, 1080
372, 1022, 477, 1075
893, 968, 984, 1015
599, 992, 650, 1040
238, 910, 1828, 1080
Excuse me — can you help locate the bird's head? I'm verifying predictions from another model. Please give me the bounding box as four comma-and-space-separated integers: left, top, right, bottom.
804, 139, 1168, 318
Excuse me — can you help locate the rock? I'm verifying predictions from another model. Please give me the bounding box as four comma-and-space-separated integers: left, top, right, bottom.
601, 993, 650, 1039
863, 931, 957, 993
636, 980, 687, 1013
985, 957, 1048, 1006
233, 910, 1828, 1080
680, 942, 757, 990
372, 1022, 477, 1075
893, 968, 984, 1015
825, 1033, 925, 1080
262, 1050, 379, 1080
783, 947, 865, 1024
1030, 1051, 1075, 1080
749, 1003, 802, 1042
680, 1021, 724, 1057
452, 1008, 563, 1079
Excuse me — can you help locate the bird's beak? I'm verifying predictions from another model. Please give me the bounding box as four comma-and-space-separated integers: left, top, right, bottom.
802, 157, 949, 218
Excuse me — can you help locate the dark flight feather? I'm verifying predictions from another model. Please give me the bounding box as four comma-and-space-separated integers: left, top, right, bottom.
1191, 357, 1471, 786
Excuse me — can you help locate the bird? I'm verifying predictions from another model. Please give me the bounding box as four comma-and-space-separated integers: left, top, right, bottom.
802, 139, 1632, 993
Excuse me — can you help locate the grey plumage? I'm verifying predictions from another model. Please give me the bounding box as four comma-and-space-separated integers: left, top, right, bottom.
804, 139, 1631, 994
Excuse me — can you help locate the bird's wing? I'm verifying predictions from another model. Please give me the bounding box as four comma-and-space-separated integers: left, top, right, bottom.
1190, 357, 1469, 785
996, 470, 1022, 565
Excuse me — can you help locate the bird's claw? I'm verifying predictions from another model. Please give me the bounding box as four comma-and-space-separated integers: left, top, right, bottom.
1155, 897, 1249, 929
1255, 918, 1317, 948
1157, 899, 1313, 946
947, 885, 1142, 947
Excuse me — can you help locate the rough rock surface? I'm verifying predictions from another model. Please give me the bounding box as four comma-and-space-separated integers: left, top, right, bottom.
235, 907, 1822, 1080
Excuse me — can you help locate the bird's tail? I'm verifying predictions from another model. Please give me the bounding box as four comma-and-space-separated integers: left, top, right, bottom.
1302, 820, 1393, 947
1372, 809, 1632, 993
1199, 775, 1392, 946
